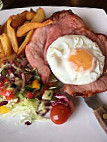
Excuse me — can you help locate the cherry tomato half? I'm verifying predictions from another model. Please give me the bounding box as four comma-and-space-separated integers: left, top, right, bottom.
3, 90, 15, 100
26, 92, 34, 99
50, 103, 73, 125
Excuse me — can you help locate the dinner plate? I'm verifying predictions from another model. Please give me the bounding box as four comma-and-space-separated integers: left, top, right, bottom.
0, 6, 107, 142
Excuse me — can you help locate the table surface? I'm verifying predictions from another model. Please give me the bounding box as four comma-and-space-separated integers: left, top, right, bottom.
2, 0, 107, 12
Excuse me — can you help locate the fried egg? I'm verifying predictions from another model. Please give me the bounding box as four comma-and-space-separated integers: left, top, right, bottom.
47, 35, 105, 85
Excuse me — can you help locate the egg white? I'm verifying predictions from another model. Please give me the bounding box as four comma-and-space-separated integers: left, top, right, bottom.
47, 35, 105, 85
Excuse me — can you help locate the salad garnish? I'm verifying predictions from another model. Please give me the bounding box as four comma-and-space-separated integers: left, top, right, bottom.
0, 56, 74, 125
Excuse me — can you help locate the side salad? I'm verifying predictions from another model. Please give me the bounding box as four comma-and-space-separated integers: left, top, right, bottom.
0, 56, 74, 125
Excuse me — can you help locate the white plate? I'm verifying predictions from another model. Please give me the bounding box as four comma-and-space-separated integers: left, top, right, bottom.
0, 6, 107, 142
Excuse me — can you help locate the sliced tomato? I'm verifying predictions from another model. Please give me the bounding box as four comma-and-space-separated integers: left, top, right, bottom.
3, 90, 15, 100
0, 88, 14, 100
0, 81, 4, 87
26, 92, 34, 99
50, 103, 73, 125
0, 88, 4, 96
47, 82, 54, 87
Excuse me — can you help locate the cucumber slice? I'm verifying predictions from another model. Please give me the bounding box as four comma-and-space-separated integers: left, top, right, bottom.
17, 92, 24, 99
42, 90, 54, 101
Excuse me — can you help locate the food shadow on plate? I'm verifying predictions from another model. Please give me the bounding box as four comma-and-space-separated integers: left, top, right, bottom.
62, 90, 81, 114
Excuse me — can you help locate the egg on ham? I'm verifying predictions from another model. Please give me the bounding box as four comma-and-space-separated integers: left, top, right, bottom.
46, 35, 105, 85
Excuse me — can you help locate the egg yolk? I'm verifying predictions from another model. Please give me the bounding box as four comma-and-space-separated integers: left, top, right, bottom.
68, 49, 96, 72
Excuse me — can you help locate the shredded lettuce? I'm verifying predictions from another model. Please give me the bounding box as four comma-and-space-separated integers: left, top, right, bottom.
0, 98, 48, 124
0, 96, 6, 102
0, 63, 9, 73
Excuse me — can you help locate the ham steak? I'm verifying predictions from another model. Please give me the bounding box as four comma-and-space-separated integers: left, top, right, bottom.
25, 10, 107, 97
26, 25, 51, 84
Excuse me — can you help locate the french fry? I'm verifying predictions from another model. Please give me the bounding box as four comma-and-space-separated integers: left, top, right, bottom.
0, 54, 16, 65
0, 41, 5, 58
31, 8, 45, 23
26, 11, 35, 21
11, 11, 27, 28
1, 22, 7, 34
24, 21, 30, 24
0, 33, 12, 56
7, 17, 19, 53
17, 19, 53, 37
0, 25, 2, 34
17, 30, 33, 55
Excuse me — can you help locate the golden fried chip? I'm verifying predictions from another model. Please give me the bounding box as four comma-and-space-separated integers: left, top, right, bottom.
0, 41, 5, 58
0, 54, 16, 65
11, 11, 27, 28
17, 30, 33, 55
17, 19, 53, 37
0, 33, 12, 56
31, 8, 45, 23
26, 11, 35, 21
7, 17, 19, 53
0, 25, 2, 35
1, 22, 7, 34
24, 21, 30, 24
